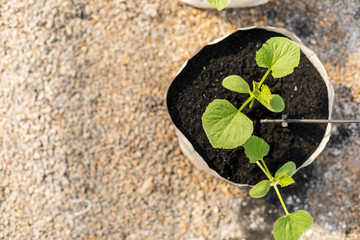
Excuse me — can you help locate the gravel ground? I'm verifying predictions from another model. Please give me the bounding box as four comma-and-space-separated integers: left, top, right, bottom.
0, 0, 359, 239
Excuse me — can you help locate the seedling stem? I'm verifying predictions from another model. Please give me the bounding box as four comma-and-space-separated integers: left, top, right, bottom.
260, 159, 271, 174
257, 160, 290, 215
256, 161, 272, 181
239, 96, 254, 111
259, 69, 271, 88
273, 182, 290, 215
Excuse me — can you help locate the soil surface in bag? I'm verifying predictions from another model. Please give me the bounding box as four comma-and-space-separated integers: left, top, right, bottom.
167, 29, 329, 185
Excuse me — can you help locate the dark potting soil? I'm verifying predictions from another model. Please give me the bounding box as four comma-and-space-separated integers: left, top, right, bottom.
167, 29, 329, 185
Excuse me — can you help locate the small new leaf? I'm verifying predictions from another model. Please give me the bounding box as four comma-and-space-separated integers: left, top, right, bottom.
275, 161, 296, 178
222, 75, 250, 94
256, 37, 301, 78
254, 85, 285, 113
243, 136, 270, 163
274, 210, 313, 240
202, 99, 253, 149
258, 85, 272, 104
277, 175, 295, 187
206, 0, 232, 10
249, 180, 271, 198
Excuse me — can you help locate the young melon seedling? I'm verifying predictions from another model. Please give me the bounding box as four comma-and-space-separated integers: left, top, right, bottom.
201, 37, 314, 240
202, 37, 300, 149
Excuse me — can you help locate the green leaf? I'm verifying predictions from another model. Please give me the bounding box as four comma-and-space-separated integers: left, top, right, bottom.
275, 161, 297, 178
277, 175, 295, 187
273, 210, 313, 240
222, 75, 250, 94
268, 94, 285, 112
256, 37, 300, 78
206, 0, 232, 10
257, 94, 285, 113
253, 85, 285, 113
202, 99, 253, 149
257, 85, 272, 104
249, 180, 271, 198
243, 136, 270, 163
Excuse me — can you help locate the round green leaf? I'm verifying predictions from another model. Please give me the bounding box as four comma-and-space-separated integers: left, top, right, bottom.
268, 94, 285, 112
222, 75, 250, 94
202, 99, 253, 149
243, 136, 270, 163
275, 161, 297, 178
256, 37, 300, 78
274, 210, 313, 240
206, 0, 232, 10
249, 180, 271, 198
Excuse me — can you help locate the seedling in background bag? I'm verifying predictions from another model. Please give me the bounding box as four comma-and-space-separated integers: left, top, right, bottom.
201, 37, 313, 240
207, 0, 232, 10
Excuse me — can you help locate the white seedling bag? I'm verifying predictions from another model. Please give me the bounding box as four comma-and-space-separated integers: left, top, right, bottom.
168, 26, 334, 187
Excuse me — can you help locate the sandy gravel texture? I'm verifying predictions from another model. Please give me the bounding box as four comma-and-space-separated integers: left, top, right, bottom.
0, 0, 359, 239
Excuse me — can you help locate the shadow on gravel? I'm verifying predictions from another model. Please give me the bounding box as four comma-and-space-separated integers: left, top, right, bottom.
327, 85, 360, 148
